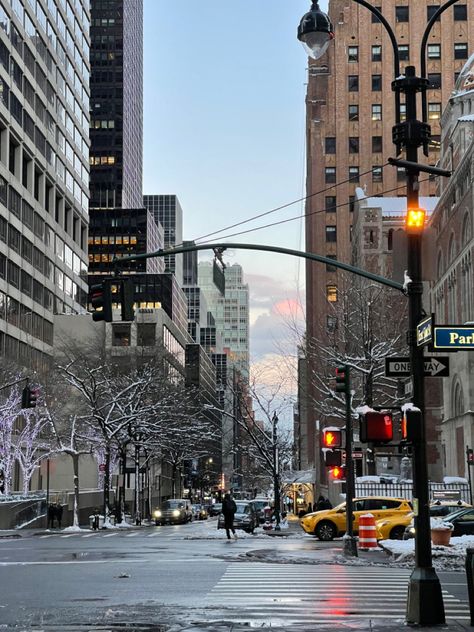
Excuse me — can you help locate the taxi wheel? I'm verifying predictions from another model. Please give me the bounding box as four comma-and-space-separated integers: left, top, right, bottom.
315, 521, 337, 541
390, 526, 405, 540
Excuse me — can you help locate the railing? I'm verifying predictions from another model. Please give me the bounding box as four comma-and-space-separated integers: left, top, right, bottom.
355, 482, 471, 503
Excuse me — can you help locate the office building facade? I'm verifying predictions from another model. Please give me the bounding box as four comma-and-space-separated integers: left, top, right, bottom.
89, 0, 143, 210
143, 194, 183, 286
0, 0, 90, 370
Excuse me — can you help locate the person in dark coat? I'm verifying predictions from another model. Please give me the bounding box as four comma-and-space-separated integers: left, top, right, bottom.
316, 495, 326, 511
222, 492, 237, 540
55, 502, 63, 528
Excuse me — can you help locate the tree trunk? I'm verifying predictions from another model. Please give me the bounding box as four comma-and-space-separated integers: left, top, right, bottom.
171, 463, 177, 497
71, 453, 79, 528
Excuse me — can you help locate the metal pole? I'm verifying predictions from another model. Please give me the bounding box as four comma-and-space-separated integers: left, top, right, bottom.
401, 65, 445, 625
272, 413, 281, 530
343, 387, 357, 557
45, 458, 50, 528
135, 442, 140, 525
467, 446, 473, 506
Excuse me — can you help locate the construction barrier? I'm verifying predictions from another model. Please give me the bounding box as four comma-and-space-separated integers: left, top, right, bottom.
358, 513, 378, 550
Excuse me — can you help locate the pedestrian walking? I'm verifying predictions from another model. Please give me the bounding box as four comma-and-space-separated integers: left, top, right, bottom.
316, 495, 326, 511
222, 492, 237, 540
55, 502, 63, 528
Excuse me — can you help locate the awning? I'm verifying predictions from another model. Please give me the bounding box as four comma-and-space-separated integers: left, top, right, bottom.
282, 470, 316, 485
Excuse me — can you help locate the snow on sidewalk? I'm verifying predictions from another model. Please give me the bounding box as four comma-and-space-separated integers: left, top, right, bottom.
380, 534, 474, 571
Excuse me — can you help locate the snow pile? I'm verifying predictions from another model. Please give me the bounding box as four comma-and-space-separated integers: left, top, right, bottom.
62, 525, 89, 533
380, 535, 474, 571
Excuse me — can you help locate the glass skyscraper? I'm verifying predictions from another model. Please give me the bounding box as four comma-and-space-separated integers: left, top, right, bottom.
0, 0, 90, 369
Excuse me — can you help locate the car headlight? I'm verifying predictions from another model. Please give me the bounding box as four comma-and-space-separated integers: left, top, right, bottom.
154, 510, 162, 518
172, 510, 180, 517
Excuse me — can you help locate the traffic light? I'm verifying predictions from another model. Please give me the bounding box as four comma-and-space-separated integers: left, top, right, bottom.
323, 449, 342, 467
21, 385, 38, 409
330, 465, 346, 480
120, 278, 135, 322
406, 206, 426, 233
335, 365, 350, 395
360, 412, 393, 444
90, 281, 113, 322
401, 408, 422, 443
467, 448, 474, 465
322, 428, 343, 449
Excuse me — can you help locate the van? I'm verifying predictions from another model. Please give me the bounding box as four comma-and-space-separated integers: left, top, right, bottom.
249, 497, 271, 523
153, 499, 193, 525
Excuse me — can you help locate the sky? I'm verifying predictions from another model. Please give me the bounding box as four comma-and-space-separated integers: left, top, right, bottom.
142, 1, 329, 415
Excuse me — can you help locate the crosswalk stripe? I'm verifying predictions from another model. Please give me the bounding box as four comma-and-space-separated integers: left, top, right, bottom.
206, 563, 470, 623
101, 533, 117, 538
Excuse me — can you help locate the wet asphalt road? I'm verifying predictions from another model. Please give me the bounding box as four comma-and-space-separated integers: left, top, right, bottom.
0, 520, 469, 630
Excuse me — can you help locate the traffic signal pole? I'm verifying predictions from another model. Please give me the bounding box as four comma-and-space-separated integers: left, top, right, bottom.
342, 371, 357, 557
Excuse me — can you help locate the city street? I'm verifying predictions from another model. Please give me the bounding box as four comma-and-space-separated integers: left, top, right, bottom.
0, 519, 471, 630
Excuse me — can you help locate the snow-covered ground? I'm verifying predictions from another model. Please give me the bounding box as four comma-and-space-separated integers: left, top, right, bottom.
380, 535, 474, 571
183, 519, 308, 540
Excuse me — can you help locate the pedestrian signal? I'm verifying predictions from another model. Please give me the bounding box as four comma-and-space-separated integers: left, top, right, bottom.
322, 428, 342, 448
330, 465, 346, 480
360, 412, 393, 444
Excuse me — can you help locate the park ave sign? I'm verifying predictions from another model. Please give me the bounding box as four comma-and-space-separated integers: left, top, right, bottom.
385, 356, 450, 378
433, 326, 474, 350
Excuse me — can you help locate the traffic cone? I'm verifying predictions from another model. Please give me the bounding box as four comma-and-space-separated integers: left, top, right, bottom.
358, 513, 378, 550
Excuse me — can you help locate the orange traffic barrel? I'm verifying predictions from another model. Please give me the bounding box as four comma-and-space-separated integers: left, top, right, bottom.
358, 513, 378, 550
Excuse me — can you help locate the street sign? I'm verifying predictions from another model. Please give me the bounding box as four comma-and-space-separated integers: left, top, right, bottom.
433, 326, 474, 350
385, 356, 450, 377
416, 315, 433, 346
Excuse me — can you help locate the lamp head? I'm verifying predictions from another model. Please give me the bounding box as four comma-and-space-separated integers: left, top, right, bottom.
298, 2, 334, 60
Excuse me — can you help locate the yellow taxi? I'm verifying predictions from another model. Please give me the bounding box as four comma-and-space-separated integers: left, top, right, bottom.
300, 496, 412, 541
375, 500, 472, 540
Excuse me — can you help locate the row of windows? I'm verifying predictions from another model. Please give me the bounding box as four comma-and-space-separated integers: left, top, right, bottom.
0, 289, 53, 345
348, 43, 463, 63
0, 331, 50, 371
325, 134, 441, 155
348, 73, 442, 92
389, 4, 468, 23
344, 102, 441, 122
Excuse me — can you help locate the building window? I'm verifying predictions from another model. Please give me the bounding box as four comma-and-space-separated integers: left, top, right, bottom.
429, 135, 441, 150
428, 73, 441, 89
454, 4, 467, 20
372, 136, 382, 153
137, 323, 156, 346
454, 43, 468, 59
427, 5, 440, 21
372, 166, 383, 182
325, 167, 336, 183
372, 7, 382, 23
349, 137, 359, 153
326, 284, 338, 302
326, 254, 337, 272
349, 167, 359, 182
427, 44, 441, 59
395, 6, 409, 22
372, 45, 382, 62
398, 45, 409, 61
397, 167, 405, 181
112, 324, 131, 347
326, 226, 337, 242
372, 74, 382, 91
325, 137, 336, 154
372, 104, 382, 120
348, 46, 358, 62
325, 196, 336, 212
428, 103, 441, 119
348, 75, 359, 91
348, 104, 359, 121
349, 195, 355, 213
400, 104, 406, 121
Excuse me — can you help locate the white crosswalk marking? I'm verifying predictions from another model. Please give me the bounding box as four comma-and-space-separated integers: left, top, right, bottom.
206, 563, 470, 623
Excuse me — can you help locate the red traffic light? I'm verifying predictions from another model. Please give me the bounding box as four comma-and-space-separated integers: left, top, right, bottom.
401, 408, 422, 443
335, 365, 350, 394
360, 412, 393, 444
21, 385, 38, 409
322, 428, 342, 448
330, 465, 346, 480
467, 449, 474, 465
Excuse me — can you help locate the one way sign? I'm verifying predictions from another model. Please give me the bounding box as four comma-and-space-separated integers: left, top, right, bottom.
385, 356, 450, 377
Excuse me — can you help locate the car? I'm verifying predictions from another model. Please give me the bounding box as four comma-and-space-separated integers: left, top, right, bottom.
153, 499, 193, 525
207, 502, 222, 517
404, 502, 473, 539
217, 500, 258, 533
376, 512, 414, 541
443, 507, 474, 537
248, 498, 271, 524
300, 496, 413, 541
191, 504, 208, 520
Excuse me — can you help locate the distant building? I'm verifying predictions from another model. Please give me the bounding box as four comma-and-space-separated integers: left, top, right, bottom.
429, 54, 474, 478
143, 195, 183, 285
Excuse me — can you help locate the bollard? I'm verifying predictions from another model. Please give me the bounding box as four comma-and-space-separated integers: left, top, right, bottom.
466, 548, 474, 625
358, 513, 378, 550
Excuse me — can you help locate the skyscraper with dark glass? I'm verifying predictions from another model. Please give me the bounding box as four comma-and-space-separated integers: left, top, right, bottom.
89, 0, 143, 210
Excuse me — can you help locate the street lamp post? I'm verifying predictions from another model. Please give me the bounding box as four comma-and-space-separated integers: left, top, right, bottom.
272, 412, 281, 531
298, 1, 458, 625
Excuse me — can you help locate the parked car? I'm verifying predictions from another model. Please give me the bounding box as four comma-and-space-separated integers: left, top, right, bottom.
248, 498, 271, 524
153, 499, 193, 525
207, 502, 222, 517
217, 500, 258, 533
300, 496, 413, 541
191, 504, 208, 520
404, 502, 473, 539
